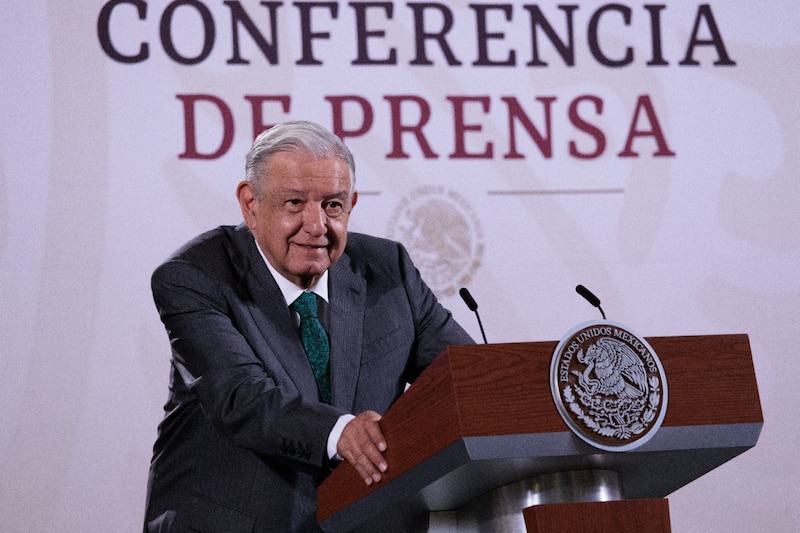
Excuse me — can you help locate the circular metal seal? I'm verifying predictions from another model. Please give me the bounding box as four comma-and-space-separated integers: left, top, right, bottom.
550, 320, 668, 452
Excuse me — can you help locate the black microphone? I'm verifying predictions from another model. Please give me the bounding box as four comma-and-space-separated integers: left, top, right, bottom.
576, 284, 606, 320
459, 287, 488, 344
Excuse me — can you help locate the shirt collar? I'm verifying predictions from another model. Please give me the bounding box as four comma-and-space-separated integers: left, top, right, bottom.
253, 238, 329, 305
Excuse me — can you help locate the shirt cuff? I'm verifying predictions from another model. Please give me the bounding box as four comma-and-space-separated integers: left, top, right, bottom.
327, 414, 356, 461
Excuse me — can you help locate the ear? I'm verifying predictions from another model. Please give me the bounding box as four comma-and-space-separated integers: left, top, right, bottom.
236, 181, 258, 228
349, 190, 358, 211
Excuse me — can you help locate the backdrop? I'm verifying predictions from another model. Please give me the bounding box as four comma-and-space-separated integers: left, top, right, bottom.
1, 2, 798, 531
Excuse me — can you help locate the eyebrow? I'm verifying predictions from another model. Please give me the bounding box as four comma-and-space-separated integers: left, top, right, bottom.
274, 188, 350, 199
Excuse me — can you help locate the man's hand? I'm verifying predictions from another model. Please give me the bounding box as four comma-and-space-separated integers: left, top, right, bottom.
336, 410, 387, 486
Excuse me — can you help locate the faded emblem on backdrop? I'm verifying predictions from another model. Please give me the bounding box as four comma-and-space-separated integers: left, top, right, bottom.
550, 321, 668, 452
387, 186, 483, 298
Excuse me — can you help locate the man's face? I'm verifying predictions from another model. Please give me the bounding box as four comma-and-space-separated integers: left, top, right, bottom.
237, 150, 357, 288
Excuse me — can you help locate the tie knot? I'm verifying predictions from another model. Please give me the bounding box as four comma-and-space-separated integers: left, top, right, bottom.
293, 291, 318, 319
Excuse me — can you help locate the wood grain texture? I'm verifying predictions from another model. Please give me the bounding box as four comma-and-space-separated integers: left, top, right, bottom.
524, 498, 671, 533
317, 334, 762, 527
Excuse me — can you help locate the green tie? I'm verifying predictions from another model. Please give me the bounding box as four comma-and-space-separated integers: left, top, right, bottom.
292, 291, 331, 404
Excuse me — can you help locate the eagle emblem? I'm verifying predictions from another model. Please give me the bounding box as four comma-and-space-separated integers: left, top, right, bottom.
551, 321, 668, 451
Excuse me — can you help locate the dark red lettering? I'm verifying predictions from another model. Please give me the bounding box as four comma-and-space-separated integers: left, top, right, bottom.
618, 95, 676, 157
384, 95, 438, 159
502, 96, 556, 159
177, 94, 234, 159
244, 95, 291, 138
568, 95, 606, 159
326, 96, 375, 139
448, 96, 492, 158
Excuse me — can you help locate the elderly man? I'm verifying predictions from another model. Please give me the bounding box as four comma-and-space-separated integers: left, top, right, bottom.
144, 120, 473, 531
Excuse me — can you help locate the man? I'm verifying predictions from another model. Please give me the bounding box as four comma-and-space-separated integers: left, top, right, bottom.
144, 120, 474, 531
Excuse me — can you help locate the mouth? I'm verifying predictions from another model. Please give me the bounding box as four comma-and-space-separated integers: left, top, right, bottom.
293, 242, 328, 252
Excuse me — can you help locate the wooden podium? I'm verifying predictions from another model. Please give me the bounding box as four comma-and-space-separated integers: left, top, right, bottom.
317, 334, 762, 532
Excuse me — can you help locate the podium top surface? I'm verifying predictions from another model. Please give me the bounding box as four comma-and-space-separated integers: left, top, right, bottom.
317, 334, 762, 532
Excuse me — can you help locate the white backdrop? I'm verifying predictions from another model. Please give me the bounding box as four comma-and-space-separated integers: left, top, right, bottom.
1, 2, 798, 531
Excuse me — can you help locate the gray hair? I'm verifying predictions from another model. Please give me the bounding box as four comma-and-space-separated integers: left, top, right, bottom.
245, 120, 356, 196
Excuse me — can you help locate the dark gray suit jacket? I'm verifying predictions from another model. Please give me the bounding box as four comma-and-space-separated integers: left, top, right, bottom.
144, 224, 474, 532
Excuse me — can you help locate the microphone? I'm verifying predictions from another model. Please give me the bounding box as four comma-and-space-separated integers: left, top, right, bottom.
576, 284, 606, 320
459, 287, 488, 344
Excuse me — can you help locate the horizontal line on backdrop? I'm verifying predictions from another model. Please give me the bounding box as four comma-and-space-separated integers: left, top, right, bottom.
487, 188, 625, 196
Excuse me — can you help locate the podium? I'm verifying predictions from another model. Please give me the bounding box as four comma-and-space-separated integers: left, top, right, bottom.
317, 334, 762, 532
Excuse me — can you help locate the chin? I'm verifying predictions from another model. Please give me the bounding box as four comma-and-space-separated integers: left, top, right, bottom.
294, 262, 330, 278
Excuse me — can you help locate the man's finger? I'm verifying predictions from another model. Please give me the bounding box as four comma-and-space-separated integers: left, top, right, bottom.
338, 411, 388, 485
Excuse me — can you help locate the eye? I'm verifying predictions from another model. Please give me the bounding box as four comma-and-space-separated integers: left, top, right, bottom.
285, 198, 304, 212
324, 200, 344, 217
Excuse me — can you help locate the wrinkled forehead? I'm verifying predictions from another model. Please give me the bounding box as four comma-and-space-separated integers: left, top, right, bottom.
255, 148, 355, 194
260, 151, 355, 193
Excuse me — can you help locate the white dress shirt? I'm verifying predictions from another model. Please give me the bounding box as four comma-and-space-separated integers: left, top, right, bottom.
254, 240, 354, 460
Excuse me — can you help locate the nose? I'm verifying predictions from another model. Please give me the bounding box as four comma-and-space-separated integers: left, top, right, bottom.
302, 203, 327, 236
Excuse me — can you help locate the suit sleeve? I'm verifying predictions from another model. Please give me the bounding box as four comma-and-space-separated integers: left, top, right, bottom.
396, 242, 475, 380
152, 258, 343, 468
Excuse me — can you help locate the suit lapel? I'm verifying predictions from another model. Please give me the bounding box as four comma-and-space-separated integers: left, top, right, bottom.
230, 225, 319, 398
328, 252, 365, 411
